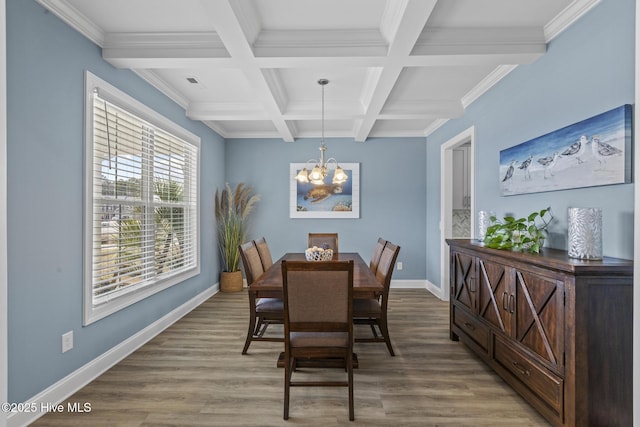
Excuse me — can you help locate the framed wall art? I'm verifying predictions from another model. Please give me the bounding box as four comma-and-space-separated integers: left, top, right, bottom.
499, 104, 632, 196
289, 163, 360, 219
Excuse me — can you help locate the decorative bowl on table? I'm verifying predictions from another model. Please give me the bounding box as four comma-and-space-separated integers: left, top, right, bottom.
305, 247, 334, 261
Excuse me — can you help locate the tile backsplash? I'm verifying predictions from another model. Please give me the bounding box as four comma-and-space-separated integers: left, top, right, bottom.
452, 209, 471, 238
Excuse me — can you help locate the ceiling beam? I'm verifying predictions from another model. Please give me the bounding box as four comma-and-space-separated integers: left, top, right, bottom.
354, 0, 438, 142
199, 0, 295, 142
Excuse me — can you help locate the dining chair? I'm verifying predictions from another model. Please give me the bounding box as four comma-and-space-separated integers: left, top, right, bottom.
239, 241, 284, 354
253, 236, 273, 270
353, 241, 400, 356
308, 233, 339, 253
369, 237, 387, 275
281, 260, 355, 421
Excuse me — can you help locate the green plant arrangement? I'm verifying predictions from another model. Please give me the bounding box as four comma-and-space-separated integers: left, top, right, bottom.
483, 207, 553, 254
214, 183, 260, 272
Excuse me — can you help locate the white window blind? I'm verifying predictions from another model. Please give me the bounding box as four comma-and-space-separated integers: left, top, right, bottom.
84, 71, 200, 324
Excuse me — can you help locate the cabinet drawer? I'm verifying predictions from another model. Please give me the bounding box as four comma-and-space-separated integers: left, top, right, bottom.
493, 336, 563, 415
452, 305, 489, 353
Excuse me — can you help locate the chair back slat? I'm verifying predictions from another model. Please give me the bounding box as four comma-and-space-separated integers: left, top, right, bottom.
254, 236, 273, 270
369, 237, 387, 274
308, 233, 339, 253
375, 242, 400, 293
287, 270, 350, 324
282, 260, 353, 328
239, 241, 264, 285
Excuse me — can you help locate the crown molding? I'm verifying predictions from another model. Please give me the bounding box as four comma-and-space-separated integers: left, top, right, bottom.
461, 64, 518, 109
381, 100, 464, 119
132, 69, 189, 110
423, 118, 448, 138
36, 0, 105, 46
187, 102, 267, 121
253, 29, 388, 57
544, 0, 602, 41
413, 27, 546, 56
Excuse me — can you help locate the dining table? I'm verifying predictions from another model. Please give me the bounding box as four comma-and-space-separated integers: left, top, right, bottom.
249, 252, 381, 368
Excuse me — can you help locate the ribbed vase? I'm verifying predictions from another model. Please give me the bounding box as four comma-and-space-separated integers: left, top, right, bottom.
477, 210, 495, 242
567, 207, 602, 260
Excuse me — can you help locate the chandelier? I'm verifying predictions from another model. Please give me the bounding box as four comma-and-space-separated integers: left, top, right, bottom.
294, 79, 348, 186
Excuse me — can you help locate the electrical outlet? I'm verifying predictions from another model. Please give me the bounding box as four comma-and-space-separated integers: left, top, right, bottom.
397, 261, 403, 270
62, 331, 73, 353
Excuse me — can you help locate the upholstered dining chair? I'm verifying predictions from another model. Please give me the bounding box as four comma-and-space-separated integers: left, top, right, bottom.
353, 241, 400, 356
308, 233, 339, 253
253, 236, 273, 271
369, 237, 387, 275
281, 260, 355, 421
239, 241, 283, 354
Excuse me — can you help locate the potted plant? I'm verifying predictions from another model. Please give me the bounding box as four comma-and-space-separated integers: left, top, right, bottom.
483, 207, 553, 254
215, 183, 260, 292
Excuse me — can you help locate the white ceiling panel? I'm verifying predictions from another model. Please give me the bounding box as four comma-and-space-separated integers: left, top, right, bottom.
41, 0, 597, 141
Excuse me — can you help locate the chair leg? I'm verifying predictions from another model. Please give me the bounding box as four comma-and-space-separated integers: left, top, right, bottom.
242, 302, 258, 355
284, 355, 293, 420
348, 352, 354, 421
378, 319, 395, 356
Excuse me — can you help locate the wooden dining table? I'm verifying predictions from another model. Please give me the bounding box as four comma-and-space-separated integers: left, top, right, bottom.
250, 252, 382, 299
249, 252, 381, 368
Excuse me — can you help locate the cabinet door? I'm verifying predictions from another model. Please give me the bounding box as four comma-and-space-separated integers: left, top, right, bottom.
477, 258, 512, 336
451, 251, 476, 312
513, 269, 564, 372
452, 149, 465, 209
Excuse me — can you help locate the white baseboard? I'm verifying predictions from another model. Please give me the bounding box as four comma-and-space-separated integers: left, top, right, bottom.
390, 279, 427, 289
390, 279, 447, 301
426, 280, 447, 301
8, 284, 219, 427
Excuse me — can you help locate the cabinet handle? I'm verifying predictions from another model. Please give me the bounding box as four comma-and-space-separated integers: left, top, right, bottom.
468, 280, 475, 293
512, 361, 531, 377
463, 322, 476, 331
502, 292, 508, 310
509, 294, 515, 313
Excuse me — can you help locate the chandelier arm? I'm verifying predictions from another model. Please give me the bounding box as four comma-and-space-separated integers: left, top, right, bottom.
294, 78, 348, 185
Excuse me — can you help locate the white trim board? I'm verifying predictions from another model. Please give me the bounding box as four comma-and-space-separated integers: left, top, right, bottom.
8, 284, 218, 427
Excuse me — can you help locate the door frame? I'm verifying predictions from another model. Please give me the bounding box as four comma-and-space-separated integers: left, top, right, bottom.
440, 126, 475, 301
1, 1, 8, 425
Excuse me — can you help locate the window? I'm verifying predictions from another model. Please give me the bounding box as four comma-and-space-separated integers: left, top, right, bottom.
84, 71, 200, 324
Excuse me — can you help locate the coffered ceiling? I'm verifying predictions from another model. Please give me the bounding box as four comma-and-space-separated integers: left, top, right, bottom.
38, 0, 599, 141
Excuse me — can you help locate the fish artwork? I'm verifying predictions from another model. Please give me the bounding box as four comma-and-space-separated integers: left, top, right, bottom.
304, 184, 343, 203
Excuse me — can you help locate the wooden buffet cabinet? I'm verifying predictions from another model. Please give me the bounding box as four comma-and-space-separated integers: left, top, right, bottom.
447, 239, 633, 427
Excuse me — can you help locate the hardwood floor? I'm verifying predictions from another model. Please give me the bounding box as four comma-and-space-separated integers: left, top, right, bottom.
33, 289, 550, 426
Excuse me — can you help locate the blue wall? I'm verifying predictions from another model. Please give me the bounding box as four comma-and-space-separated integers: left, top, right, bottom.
426, 0, 635, 287
225, 136, 427, 280
6, 0, 225, 402
6, 0, 635, 406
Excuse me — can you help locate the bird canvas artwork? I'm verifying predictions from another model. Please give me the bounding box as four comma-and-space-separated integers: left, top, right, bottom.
498, 105, 632, 196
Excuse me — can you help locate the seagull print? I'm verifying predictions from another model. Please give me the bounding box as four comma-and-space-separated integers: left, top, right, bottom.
590, 134, 622, 168
537, 152, 560, 179
502, 160, 517, 183
518, 155, 533, 180
561, 135, 588, 164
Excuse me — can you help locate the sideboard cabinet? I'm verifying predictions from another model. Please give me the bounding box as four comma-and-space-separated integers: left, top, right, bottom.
447, 239, 633, 427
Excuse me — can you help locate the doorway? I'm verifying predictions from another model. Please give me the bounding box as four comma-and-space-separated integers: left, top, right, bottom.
440, 127, 475, 301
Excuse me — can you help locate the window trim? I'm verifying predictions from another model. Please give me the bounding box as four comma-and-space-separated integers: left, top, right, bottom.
83, 70, 200, 325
